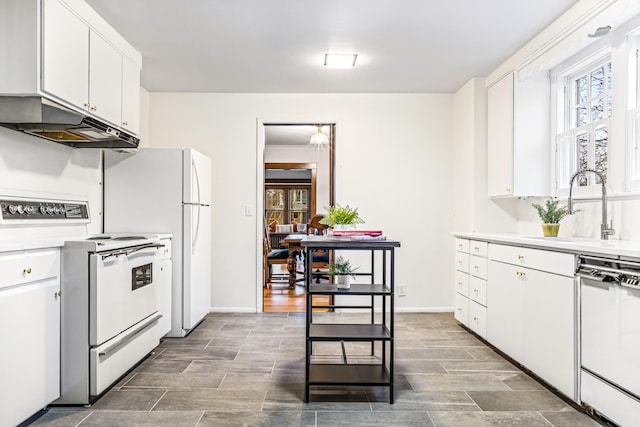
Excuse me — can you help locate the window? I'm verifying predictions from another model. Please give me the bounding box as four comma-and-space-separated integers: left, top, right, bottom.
556, 57, 612, 190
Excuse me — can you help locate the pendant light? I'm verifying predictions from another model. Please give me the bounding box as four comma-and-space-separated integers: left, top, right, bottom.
310, 126, 329, 145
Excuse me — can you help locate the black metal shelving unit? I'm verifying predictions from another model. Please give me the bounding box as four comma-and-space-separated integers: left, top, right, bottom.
302, 236, 400, 404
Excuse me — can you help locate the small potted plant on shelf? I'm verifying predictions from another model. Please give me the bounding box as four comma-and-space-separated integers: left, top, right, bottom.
328, 256, 358, 289
531, 198, 569, 237
319, 204, 364, 230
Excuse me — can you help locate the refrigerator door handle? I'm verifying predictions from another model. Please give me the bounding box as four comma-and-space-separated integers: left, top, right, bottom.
192, 203, 200, 255
192, 158, 201, 206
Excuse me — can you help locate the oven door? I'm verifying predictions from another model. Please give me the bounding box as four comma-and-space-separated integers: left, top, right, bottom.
89, 244, 162, 346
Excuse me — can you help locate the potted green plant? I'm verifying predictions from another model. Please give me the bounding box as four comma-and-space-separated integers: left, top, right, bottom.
319, 204, 365, 229
328, 256, 358, 289
531, 198, 569, 237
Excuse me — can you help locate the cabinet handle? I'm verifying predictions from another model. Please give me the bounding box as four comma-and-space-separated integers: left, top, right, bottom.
457, 281, 463, 286
84, 102, 90, 108
473, 316, 479, 321
474, 265, 479, 271
91, 106, 97, 111
123, 121, 129, 126
457, 260, 462, 266
473, 288, 479, 294
518, 254, 524, 262
506, 187, 511, 192
458, 244, 463, 249
23, 267, 32, 275
474, 246, 479, 252
457, 307, 462, 311
54, 291, 62, 298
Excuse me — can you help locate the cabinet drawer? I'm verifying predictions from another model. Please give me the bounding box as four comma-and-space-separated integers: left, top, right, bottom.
454, 270, 469, 297
455, 252, 469, 273
469, 300, 487, 338
470, 255, 487, 279
455, 238, 469, 253
0, 249, 60, 290
488, 244, 575, 277
469, 240, 488, 257
454, 292, 469, 326
470, 276, 487, 306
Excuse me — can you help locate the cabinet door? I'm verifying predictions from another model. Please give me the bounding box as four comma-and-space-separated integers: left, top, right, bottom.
454, 291, 469, 326
522, 270, 575, 398
89, 30, 123, 126
121, 56, 140, 134
487, 259, 523, 362
469, 300, 487, 338
41, 0, 89, 108
487, 72, 514, 197
0, 278, 60, 427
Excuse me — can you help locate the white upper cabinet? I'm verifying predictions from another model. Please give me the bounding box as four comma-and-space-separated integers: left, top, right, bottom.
41, 0, 89, 109
121, 56, 141, 134
88, 30, 123, 126
0, 0, 141, 135
487, 71, 550, 198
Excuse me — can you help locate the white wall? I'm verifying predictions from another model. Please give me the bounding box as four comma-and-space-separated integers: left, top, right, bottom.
264, 144, 331, 214
452, 78, 518, 235
0, 127, 103, 234
147, 93, 455, 312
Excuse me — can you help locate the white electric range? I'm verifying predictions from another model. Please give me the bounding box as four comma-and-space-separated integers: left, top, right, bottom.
0, 192, 172, 405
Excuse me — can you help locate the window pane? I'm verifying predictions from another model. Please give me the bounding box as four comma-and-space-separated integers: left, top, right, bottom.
594, 126, 608, 184
267, 211, 283, 223
266, 189, 284, 210
576, 107, 588, 126
591, 97, 605, 122
591, 67, 604, 98
576, 132, 589, 186
289, 189, 308, 210
607, 62, 612, 92
576, 75, 588, 104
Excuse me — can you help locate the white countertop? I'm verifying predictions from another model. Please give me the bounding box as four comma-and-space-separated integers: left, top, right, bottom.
453, 232, 640, 259
0, 238, 64, 253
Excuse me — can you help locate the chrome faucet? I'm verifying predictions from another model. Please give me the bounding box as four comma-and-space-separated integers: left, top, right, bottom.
568, 169, 615, 240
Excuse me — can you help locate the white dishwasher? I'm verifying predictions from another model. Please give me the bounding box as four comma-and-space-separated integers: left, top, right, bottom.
577, 255, 640, 427
0, 248, 61, 427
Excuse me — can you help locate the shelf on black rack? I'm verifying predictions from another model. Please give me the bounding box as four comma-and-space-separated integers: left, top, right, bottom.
309, 324, 391, 341
308, 364, 390, 385
308, 283, 391, 295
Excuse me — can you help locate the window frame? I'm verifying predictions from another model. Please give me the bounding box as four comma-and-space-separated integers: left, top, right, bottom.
553, 50, 613, 196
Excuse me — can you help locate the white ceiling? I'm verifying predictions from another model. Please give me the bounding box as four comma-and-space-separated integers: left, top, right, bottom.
86, 0, 578, 94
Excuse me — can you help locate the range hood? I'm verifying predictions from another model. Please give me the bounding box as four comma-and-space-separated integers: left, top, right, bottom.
0, 97, 139, 151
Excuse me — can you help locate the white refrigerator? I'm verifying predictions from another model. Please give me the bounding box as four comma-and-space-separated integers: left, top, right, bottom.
104, 148, 212, 337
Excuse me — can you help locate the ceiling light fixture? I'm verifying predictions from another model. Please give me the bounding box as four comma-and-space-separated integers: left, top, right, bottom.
310, 126, 329, 145
324, 53, 358, 69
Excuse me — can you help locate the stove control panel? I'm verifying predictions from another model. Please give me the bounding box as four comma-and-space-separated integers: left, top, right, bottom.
0, 198, 89, 222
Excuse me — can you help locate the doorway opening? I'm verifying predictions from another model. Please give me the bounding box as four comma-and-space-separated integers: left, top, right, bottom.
261, 123, 335, 312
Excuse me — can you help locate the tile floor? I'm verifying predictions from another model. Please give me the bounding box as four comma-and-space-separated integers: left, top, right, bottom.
29, 312, 605, 427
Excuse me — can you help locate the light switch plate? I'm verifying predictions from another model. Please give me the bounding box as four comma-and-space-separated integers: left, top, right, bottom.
244, 205, 254, 216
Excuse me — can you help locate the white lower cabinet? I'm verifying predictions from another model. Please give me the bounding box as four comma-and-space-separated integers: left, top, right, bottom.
454, 239, 488, 338
454, 290, 469, 325
487, 244, 577, 400
0, 248, 61, 427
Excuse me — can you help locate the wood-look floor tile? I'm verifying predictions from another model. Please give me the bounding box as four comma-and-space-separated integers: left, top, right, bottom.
466, 390, 572, 411
406, 374, 512, 392
78, 410, 203, 426
122, 372, 224, 389
428, 410, 553, 427
198, 411, 316, 427
152, 389, 265, 412
89, 389, 166, 411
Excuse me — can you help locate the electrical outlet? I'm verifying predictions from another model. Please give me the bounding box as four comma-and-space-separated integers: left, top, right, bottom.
398, 283, 407, 297
244, 205, 254, 216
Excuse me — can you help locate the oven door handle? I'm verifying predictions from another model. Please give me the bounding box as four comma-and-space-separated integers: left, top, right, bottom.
125, 243, 164, 257
98, 313, 162, 358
